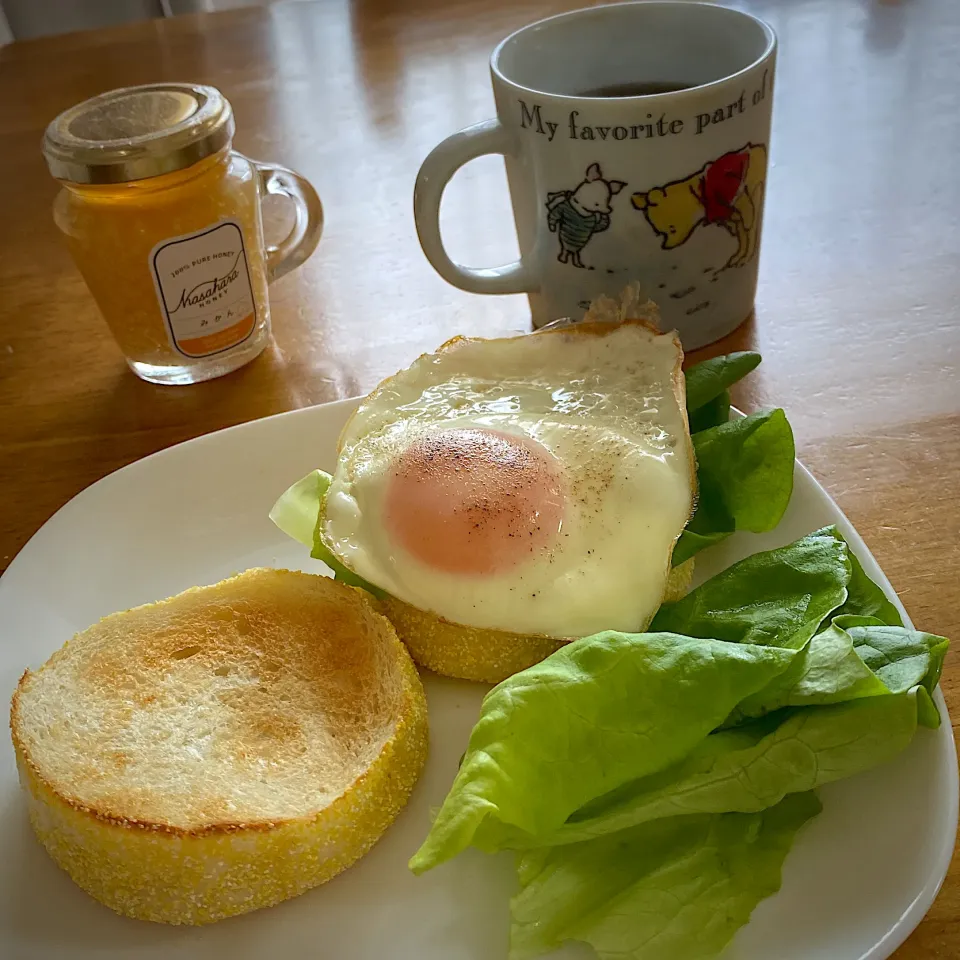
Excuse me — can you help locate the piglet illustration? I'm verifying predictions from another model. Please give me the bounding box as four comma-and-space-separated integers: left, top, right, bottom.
546, 163, 627, 268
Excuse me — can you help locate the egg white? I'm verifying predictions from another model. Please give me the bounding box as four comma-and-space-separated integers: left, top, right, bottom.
322, 322, 696, 638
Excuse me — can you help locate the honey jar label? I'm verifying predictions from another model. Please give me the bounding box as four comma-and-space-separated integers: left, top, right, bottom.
150, 220, 258, 358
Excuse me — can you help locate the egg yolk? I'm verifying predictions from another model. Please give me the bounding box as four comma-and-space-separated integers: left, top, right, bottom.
383, 427, 565, 576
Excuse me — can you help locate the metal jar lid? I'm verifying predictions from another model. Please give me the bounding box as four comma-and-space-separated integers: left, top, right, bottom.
42, 82, 235, 185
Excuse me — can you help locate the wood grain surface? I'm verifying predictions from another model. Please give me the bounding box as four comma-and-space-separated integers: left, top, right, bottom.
0, 0, 958, 953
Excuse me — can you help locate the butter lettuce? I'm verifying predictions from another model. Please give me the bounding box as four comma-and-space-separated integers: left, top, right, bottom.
684, 351, 761, 414
656, 527, 848, 647
674, 409, 795, 565
410, 530, 949, 960
687, 389, 730, 433
675, 353, 793, 564
684, 351, 761, 433
510, 794, 821, 960
268, 469, 324, 548
409, 632, 796, 870
842, 616, 948, 694
736, 616, 947, 720
834, 545, 904, 625
544, 693, 923, 847
269, 468, 382, 595
409, 621, 941, 871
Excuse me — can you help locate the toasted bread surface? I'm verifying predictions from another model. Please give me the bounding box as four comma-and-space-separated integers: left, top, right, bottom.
10, 568, 428, 924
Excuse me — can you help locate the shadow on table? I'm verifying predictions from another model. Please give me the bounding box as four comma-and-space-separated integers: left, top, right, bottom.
86, 337, 356, 468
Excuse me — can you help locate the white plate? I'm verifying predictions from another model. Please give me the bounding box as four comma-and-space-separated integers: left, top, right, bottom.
0, 399, 955, 960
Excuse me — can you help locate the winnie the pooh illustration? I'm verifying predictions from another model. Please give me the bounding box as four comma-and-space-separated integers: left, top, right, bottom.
546, 163, 627, 268
632, 144, 766, 270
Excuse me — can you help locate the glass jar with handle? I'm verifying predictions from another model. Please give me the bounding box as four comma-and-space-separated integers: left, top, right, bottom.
43, 83, 323, 385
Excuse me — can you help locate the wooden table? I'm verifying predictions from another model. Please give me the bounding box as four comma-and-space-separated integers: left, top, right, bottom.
1, 0, 957, 952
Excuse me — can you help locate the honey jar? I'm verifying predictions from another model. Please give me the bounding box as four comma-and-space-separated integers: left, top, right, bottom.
42, 83, 323, 385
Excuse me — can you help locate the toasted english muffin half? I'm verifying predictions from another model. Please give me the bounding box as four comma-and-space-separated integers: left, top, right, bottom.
379, 557, 694, 684
10, 568, 428, 925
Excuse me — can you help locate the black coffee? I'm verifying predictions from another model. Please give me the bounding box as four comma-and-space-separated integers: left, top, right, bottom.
580, 81, 692, 98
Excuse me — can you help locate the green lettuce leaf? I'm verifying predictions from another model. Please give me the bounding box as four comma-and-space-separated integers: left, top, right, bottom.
408, 631, 797, 873
839, 615, 949, 698
268, 469, 324, 548
844, 619, 947, 729
673, 351, 772, 566
684, 352, 761, 414
410, 529, 949, 960
688, 389, 731, 433
543, 692, 920, 846
471, 615, 944, 850
656, 527, 848, 649
733, 619, 889, 717
269, 469, 382, 595
674, 409, 795, 565
832, 546, 904, 625
915, 686, 943, 730
510, 793, 821, 960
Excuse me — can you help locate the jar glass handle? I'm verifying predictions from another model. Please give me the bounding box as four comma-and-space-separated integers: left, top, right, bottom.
253, 161, 324, 283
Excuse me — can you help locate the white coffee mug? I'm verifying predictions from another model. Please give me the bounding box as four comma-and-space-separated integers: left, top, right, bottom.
414, 1, 777, 349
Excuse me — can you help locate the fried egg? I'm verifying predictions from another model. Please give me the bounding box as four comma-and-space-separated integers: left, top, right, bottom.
322, 320, 696, 639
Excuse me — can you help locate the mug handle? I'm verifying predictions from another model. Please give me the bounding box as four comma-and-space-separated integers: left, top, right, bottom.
254, 162, 324, 283
414, 119, 538, 295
